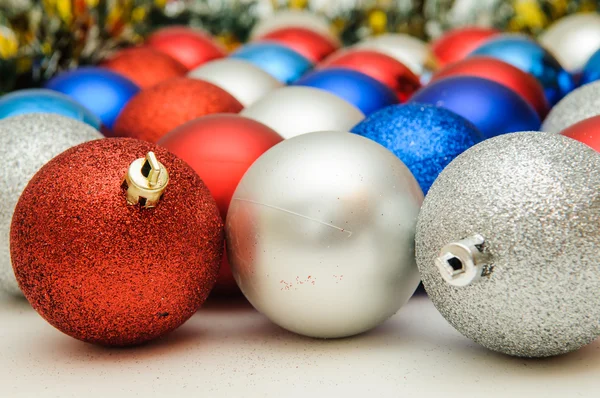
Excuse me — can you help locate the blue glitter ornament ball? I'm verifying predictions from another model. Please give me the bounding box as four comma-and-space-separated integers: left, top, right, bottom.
352, 104, 483, 194
0, 89, 101, 129
231, 42, 313, 84
45, 67, 140, 130
295, 68, 399, 115
469, 34, 574, 105
409, 76, 540, 138
581, 49, 600, 86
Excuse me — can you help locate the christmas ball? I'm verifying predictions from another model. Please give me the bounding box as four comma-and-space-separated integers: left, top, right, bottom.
580, 48, 600, 86
352, 34, 431, 76
295, 68, 398, 115
11, 138, 223, 346
240, 86, 364, 139
250, 9, 338, 44
432, 56, 550, 119
0, 114, 102, 296
256, 27, 339, 63
158, 115, 283, 295
230, 42, 313, 84
541, 81, 600, 134
352, 104, 483, 194
318, 49, 421, 103
102, 46, 187, 89
469, 34, 574, 105
146, 26, 226, 70
560, 115, 600, 152
431, 26, 499, 68
226, 131, 423, 338
539, 13, 600, 73
0, 88, 101, 129
188, 58, 282, 107
113, 78, 243, 143
410, 76, 541, 138
416, 132, 600, 358
45, 67, 140, 130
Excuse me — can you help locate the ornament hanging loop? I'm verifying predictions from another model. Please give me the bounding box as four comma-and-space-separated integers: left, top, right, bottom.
123, 152, 169, 208
435, 234, 491, 287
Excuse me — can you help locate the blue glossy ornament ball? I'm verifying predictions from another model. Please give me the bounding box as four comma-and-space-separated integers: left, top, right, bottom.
45, 67, 140, 130
0, 89, 101, 129
230, 42, 313, 84
469, 34, 574, 105
409, 76, 540, 138
352, 104, 483, 194
581, 49, 600, 86
295, 68, 399, 115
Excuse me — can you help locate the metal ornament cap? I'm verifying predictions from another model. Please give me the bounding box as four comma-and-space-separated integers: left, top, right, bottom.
435, 234, 490, 287
416, 131, 600, 358
123, 152, 169, 208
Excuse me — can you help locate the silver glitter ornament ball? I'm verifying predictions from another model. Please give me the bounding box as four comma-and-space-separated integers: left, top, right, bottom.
226, 131, 423, 338
542, 80, 600, 133
416, 132, 600, 358
0, 114, 102, 296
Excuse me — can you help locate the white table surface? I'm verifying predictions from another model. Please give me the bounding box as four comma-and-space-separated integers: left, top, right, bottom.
2, 290, 599, 397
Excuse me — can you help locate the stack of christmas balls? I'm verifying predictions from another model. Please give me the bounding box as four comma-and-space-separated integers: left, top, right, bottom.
1, 9, 600, 360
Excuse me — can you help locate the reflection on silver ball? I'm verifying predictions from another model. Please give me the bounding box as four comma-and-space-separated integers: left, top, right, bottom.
416, 132, 600, 357
353, 34, 430, 75
0, 114, 102, 296
226, 131, 423, 338
241, 87, 364, 139
188, 59, 283, 107
539, 13, 600, 73
542, 80, 600, 133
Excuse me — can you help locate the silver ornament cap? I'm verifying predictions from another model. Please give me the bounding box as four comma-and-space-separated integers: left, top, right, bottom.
0, 114, 103, 296
226, 131, 423, 338
417, 132, 600, 358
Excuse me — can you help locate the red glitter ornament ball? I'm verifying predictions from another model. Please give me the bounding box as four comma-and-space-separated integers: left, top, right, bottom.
431, 56, 550, 118
11, 138, 223, 346
257, 27, 339, 63
158, 115, 283, 295
147, 26, 226, 70
113, 78, 243, 143
102, 46, 187, 89
318, 49, 421, 102
431, 26, 499, 68
560, 115, 600, 152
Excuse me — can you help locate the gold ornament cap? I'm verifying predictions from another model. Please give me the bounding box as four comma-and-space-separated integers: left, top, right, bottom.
123, 152, 169, 208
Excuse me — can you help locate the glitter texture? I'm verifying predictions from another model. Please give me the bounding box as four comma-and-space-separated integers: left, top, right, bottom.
0, 114, 103, 296
416, 132, 600, 357
542, 80, 600, 133
11, 138, 223, 346
113, 78, 243, 143
352, 104, 483, 194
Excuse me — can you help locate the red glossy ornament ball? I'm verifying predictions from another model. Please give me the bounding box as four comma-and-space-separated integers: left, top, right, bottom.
147, 26, 226, 70
158, 115, 283, 295
11, 138, 223, 346
318, 49, 421, 102
102, 46, 187, 89
113, 78, 243, 143
431, 56, 550, 118
257, 27, 339, 63
431, 27, 499, 67
560, 115, 600, 152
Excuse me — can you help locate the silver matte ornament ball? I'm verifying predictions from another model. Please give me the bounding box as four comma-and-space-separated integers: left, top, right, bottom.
241, 87, 365, 139
226, 131, 423, 338
188, 59, 283, 107
542, 80, 600, 133
416, 132, 600, 358
0, 114, 102, 296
